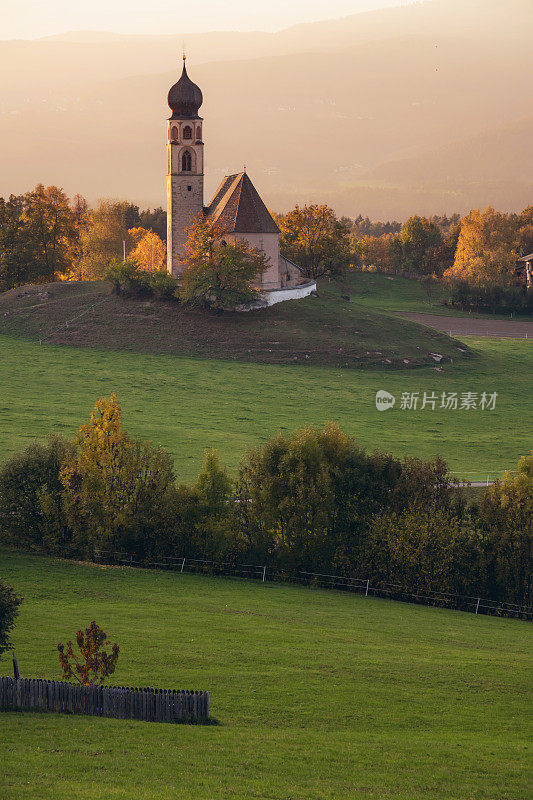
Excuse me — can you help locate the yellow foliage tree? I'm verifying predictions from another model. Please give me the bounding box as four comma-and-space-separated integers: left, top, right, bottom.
78, 201, 133, 280
278, 204, 352, 279
128, 227, 166, 272
444, 207, 518, 287
60, 394, 175, 554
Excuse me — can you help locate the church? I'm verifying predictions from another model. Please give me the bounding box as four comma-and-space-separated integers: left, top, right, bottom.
165, 58, 308, 295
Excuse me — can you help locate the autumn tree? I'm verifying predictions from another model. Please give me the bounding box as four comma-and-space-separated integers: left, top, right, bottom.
0, 194, 31, 290
128, 227, 166, 272
66, 194, 90, 280
444, 207, 518, 287
348, 215, 401, 238
78, 200, 134, 279
60, 394, 176, 555
180, 216, 267, 310
355, 234, 393, 272
0, 187, 79, 288
0, 579, 22, 660
23, 184, 78, 281
278, 204, 352, 279
58, 621, 119, 686
397, 215, 445, 275
515, 205, 533, 256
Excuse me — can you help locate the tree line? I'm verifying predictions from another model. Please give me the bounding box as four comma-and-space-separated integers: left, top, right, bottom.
0, 186, 165, 291
0, 395, 530, 606
348, 206, 533, 313
1, 185, 531, 314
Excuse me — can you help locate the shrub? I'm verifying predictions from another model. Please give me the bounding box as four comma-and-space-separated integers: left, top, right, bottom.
58, 621, 119, 686
148, 269, 178, 300
0, 579, 22, 660
362, 509, 481, 595
475, 452, 533, 604
106, 259, 178, 300
235, 423, 402, 570
445, 279, 532, 315
0, 435, 74, 553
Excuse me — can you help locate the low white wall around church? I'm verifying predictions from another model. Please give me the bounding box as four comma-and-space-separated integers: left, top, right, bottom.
262, 280, 317, 306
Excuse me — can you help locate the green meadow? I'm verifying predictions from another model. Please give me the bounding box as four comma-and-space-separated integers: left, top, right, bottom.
0, 333, 529, 481
1, 550, 530, 800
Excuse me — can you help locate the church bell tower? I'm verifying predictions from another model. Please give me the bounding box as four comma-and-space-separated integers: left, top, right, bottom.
166, 57, 204, 277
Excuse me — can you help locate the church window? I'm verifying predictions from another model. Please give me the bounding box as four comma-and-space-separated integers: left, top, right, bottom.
182, 150, 192, 172
171, 125, 178, 140
187, 185, 192, 192
183, 125, 193, 140
196, 125, 202, 140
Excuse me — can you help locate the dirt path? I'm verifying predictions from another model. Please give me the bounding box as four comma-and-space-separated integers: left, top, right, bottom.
399, 313, 533, 339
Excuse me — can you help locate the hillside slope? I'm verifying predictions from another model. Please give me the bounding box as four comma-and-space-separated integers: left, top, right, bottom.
0, 280, 468, 368
369, 116, 533, 187
1, 550, 530, 800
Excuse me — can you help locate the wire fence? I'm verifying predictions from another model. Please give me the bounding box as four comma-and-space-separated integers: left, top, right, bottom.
39, 295, 113, 343
458, 472, 500, 486
447, 329, 530, 339
93, 549, 532, 621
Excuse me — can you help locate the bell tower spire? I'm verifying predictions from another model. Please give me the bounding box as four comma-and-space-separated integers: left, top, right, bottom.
166, 57, 204, 277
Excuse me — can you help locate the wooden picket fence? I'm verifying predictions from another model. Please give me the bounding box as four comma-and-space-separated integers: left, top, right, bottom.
0, 676, 209, 723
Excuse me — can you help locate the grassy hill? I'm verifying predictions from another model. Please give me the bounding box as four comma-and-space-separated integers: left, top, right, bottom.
0, 275, 528, 481
0, 279, 467, 368
0, 330, 528, 482
0, 550, 530, 800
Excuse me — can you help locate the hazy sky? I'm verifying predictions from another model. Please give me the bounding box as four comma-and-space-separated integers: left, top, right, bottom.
2, 0, 413, 39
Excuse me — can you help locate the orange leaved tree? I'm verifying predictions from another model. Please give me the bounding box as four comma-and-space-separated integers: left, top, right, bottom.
58, 621, 119, 686
128, 227, 166, 272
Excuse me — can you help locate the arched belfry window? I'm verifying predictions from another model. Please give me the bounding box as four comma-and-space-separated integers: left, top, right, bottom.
196, 125, 202, 141
170, 125, 179, 140
182, 150, 192, 172
183, 125, 192, 140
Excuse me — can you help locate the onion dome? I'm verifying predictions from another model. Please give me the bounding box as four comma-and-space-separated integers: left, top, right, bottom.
168, 59, 203, 119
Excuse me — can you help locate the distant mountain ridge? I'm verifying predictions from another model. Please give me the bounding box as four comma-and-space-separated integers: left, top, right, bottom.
1, 0, 531, 218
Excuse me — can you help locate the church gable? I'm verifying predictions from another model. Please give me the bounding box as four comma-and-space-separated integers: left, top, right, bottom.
205, 172, 279, 235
